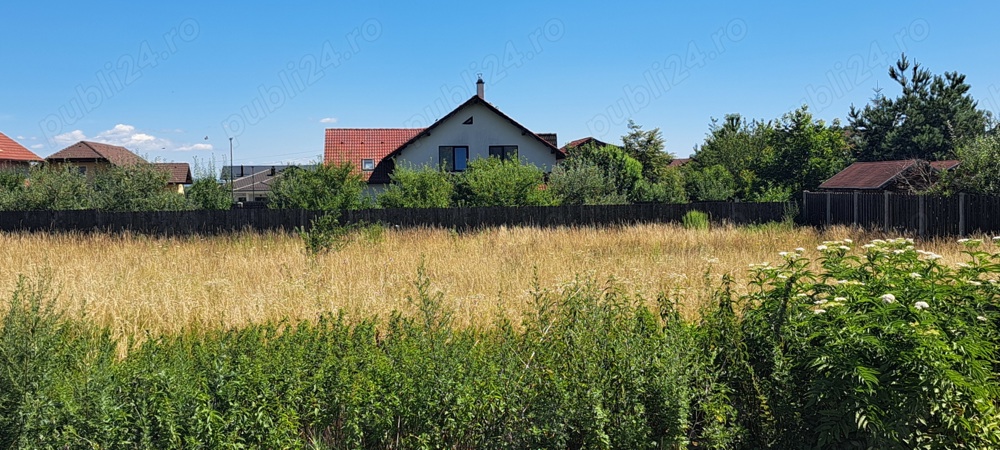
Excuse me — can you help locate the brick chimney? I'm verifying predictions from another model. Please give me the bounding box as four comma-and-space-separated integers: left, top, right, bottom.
476, 76, 484, 99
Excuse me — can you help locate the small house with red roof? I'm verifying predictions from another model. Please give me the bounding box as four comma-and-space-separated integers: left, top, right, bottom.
818, 159, 959, 193
0, 132, 43, 169
325, 78, 564, 191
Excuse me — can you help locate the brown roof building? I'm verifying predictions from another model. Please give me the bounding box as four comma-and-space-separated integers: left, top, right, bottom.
46, 141, 146, 167
818, 159, 959, 193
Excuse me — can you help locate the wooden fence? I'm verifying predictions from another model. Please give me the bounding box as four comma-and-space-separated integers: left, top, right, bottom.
801, 191, 1000, 237
0, 202, 791, 235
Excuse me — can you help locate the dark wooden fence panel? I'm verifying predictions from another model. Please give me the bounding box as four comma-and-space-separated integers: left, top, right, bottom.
802, 192, 1000, 237
0, 202, 790, 236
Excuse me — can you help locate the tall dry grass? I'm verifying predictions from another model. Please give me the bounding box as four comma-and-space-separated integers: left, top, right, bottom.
0, 223, 985, 342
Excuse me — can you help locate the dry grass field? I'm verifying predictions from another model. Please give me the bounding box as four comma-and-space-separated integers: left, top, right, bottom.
0, 223, 985, 343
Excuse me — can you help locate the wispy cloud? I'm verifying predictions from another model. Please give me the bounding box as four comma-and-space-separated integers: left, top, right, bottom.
319, 117, 338, 124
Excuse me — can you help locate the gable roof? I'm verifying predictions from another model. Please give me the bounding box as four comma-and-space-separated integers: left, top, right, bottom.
46, 141, 146, 166
154, 163, 193, 184
668, 157, 690, 167
324, 128, 424, 182
819, 160, 918, 190
377, 95, 565, 176
232, 169, 280, 193
561, 136, 614, 152
0, 132, 43, 162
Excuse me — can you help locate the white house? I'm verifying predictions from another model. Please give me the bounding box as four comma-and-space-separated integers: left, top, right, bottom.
324, 78, 563, 193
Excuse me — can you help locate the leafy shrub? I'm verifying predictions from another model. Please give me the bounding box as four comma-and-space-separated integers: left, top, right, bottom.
186, 177, 232, 210
729, 238, 1000, 448
632, 167, 688, 204
686, 164, 736, 201
91, 163, 190, 211
6, 164, 93, 210
547, 157, 628, 205
452, 157, 555, 207
269, 163, 364, 211
682, 210, 710, 230
377, 163, 453, 208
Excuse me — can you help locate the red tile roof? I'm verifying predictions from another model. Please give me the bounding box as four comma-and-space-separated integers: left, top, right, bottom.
819, 160, 919, 190
0, 132, 43, 162
324, 128, 425, 182
46, 141, 146, 166
560, 136, 613, 152
154, 163, 193, 184
668, 158, 690, 167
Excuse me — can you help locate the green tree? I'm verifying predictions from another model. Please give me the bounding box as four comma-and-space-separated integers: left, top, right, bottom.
268, 163, 364, 211
943, 133, 1000, 195
765, 106, 852, 194
622, 120, 673, 182
848, 54, 992, 161
547, 157, 628, 205
685, 164, 735, 201
570, 143, 644, 198
689, 114, 772, 200
186, 178, 232, 210
377, 163, 453, 208
15, 165, 93, 210
453, 157, 554, 206
91, 163, 189, 211
632, 167, 688, 203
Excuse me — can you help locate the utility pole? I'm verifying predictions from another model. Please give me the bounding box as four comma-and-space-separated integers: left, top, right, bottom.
229, 137, 234, 202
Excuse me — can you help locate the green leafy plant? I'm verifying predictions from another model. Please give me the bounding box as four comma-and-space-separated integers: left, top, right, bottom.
682, 210, 710, 230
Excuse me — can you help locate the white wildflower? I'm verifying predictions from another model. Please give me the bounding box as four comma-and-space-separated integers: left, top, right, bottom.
795, 247, 805, 253
910, 272, 922, 279
817, 245, 828, 251
872, 239, 886, 245
881, 293, 896, 304
779, 251, 789, 257
839, 245, 850, 251
914, 301, 930, 310
978, 316, 988, 322
814, 309, 827, 314
993, 236, 1000, 241
958, 238, 970, 244
837, 279, 848, 285
926, 253, 943, 260
814, 299, 828, 305
863, 244, 875, 249
796, 293, 809, 298
844, 238, 853, 243
969, 280, 982, 286
833, 297, 847, 302
893, 249, 905, 255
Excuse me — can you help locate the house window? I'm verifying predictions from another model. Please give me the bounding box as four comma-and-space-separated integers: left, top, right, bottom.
439, 146, 469, 172
489, 145, 518, 161
361, 158, 375, 171
77, 166, 87, 175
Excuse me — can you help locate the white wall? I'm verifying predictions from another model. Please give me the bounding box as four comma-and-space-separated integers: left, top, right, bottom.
393, 102, 557, 172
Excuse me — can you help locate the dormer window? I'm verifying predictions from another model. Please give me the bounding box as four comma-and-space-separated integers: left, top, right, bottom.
361, 159, 375, 171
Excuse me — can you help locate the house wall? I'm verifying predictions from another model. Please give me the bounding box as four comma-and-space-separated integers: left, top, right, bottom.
393, 102, 558, 172
48, 161, 110, 179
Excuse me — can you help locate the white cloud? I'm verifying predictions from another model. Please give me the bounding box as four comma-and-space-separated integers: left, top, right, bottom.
55, 124, 213, 153
16, 135, 24, 139
54, 130, 87, 145
176, 143, 213, 151
30, 144, 43, 149
320, 117, 338, 124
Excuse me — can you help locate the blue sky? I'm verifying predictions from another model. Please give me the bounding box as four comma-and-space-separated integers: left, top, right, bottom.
1, 1, 997, 176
